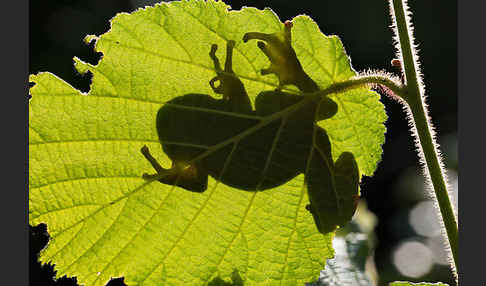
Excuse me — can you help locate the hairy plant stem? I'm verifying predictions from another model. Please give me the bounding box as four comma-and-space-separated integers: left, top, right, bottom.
316, 76, 403, 98
391, 0, 458, 276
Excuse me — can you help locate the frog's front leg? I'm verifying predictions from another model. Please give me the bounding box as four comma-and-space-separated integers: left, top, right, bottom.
140, 145, 208, 192
209, 41, 253, 114
243, 21, 319, 93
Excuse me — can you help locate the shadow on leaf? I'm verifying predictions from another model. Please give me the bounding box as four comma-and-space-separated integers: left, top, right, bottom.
207, 269, 244, 286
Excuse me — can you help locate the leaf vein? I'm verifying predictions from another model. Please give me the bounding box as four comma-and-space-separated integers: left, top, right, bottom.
99, 37, 282, 91
154, 13, 194, 63
62, 197, 131, 275
91, 183, 178, 285
116, 21, 145, 48
30, 203, 104, 221
139, 181, 220, 283
294, 42, 333, 83
29, 138, 160, 147
175, 5, 262, 80
255, 118, 287, 190
48, 180, 152, 241
29, 125, 47, 142
279, 177, 306, 284
42, 220, 86, 265
333, 96, 367, 170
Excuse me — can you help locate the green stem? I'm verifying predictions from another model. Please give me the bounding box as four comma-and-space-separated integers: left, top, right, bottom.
316, 75, 404, 98
391, 0, 458, 275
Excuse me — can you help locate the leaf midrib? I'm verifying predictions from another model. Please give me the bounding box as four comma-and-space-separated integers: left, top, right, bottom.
180, 95, 318, 173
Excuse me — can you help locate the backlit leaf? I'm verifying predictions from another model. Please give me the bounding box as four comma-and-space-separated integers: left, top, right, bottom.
29, 1, 386, 285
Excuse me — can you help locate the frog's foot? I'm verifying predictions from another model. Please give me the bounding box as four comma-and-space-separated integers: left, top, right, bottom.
140, 145, 208, 192
209, 41, 252, 113
209, 44, 224, 95
141, 145, 175, 180
209, 41, 247, 100
243, 21, 318, 93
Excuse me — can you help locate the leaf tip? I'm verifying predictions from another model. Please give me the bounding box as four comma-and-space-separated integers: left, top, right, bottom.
73, 57, 91, 76
83, 34, 99, 45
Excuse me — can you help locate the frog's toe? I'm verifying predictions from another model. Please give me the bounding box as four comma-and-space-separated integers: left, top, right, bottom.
209, 76, 224, 94
256, 41, 271, 57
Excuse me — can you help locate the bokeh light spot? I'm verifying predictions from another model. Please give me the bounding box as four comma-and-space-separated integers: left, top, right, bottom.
409, 201, 441, 237
392, 240, 433, 278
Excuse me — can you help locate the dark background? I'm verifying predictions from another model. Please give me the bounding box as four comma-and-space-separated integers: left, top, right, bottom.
29, 0, 458, 285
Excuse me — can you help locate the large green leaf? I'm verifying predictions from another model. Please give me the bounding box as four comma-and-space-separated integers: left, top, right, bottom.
29, 1, 386, 285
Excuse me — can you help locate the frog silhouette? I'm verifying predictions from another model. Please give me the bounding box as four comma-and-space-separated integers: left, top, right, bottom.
141, 21, 359, 233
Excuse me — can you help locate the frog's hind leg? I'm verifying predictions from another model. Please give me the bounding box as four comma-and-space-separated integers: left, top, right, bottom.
140, 145, 208, 192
